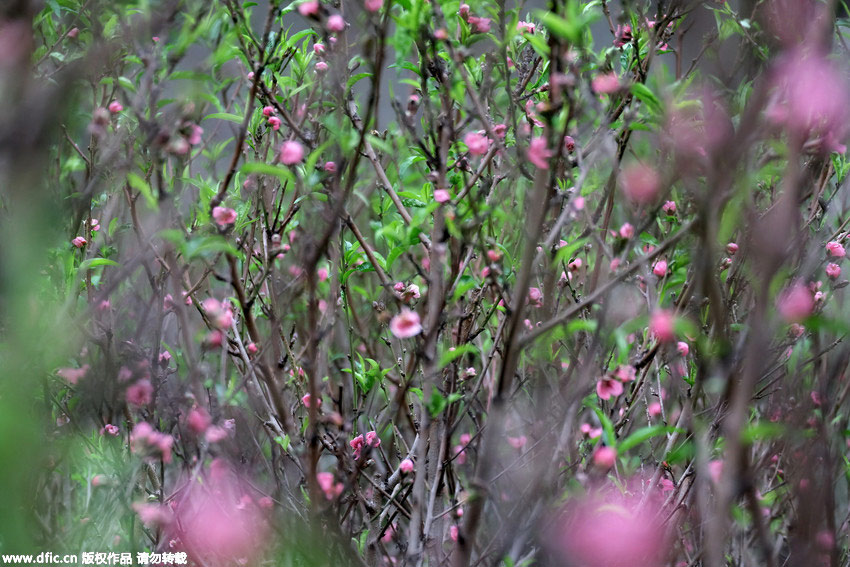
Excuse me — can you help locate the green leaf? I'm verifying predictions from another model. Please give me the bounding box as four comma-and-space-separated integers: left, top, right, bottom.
126, 172, 157, 210
79, 258, 119, 271
203, 112, 244, 124
618, 425, 682, 453
630, 83, 663, 115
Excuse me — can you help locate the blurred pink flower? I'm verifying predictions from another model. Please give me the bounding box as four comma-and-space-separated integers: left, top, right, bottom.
652, 260, 668, 277
619, 222, 634, 239
187, 408, 211, 435
434, 188, 451, 203
267, 116, 281, 130
133, 503, 172, 527
621, 162, 660, 204
327, 14, 346, 32
126, 379, 153, 406
648, 402, 662, 417
517, 21, 535, 34
108, 101, 123, 113
390, 309, 422, 338
170, 462, 268, 564
708, 459, 724, 484
468, 16, 491, 33
767, 51, 849, 150
400, 458, 414, 473
298, 1, 319, 16
317, 472, 344, 499
262, 106, 275, 116
57, 364, 89, 385
548, 484, 669, 567
279, 140, 304, 165
101, 424, 119, 436
649, 310, 676, 342
676, 341, 689, 356
205, 426, 228, 443
71, 236, 87, 248
592, 72, 621, 94
777, 282, 814, 322
365, 0, 383, 12
315, 61, 328, 72
662, 200, 676, 214
507, 435, 527, 449
726, 242, 739, 255
592, 446, 618, 469
527, 137, 552, 169
464, 131, 490, 155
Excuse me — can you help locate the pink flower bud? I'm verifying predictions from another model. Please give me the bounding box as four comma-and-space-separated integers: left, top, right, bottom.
279, 140, 304, 165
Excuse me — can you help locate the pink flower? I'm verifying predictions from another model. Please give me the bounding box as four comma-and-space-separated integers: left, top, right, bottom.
317, 472, 343, 499
708, 460, 724, 484
315, 61, 328, 72
327, 14, 346, 32
71, 236, 87, 248
402, 284, 420, 301
67, 27, 79, 39
279, 140, 304, 165
620, 163, 660, 204
187, 124, 203, 145
301, 393, 312, 407
267, 116, 281, 130
528, 287, 543, 307
133, 503, 172, 527
726, 242, 738, 255
649, 310, 676, 342
596, 377, 624, 400
662, 200, 676, 214
324, 161, 336, 172
614, 365, 636, 382
262, 106, 275, 117
777, 282, 814, 322
445, 524, 458, 542
613, 24, 632, 47
827, 241, 845, 257
365, 430, 381, 448
464, 131, 490, 155
619, 223, 634, 239
493, 123, 508, 138
313, 43, 325, 55
516, 21, 535, 34
158, 350, 171, 365
549, 486, 669, 567
57, 364, 89, 385
205, 426, 229, 443
507, 435, 527, 449
648, 402, 662, 417
563, 135, 576, 152
400, 458, 414, 473
467, 16, 491, 33
652, 260, 668, 277
108, 101, 123, 114
434, 188, 451, 203
592, 446, 618, 469
591, 72, 621, 94
458, 4, 470, 19
527, 136, 553, 169
768, 51, 849, 148
568, 258, 582, 271
101, 424, 119, 436
126, 379, 153, 406
212, 206, 237, 226
676, 341, 689, 356
247, 342, 258, 354
827, 263, 841, 278
298, 0, 319, 16
350, 434, 365, 459
389, 309, 422, 338
187, 408, 211, 434
169, 463, 268, 564
364, 0, 383, 12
